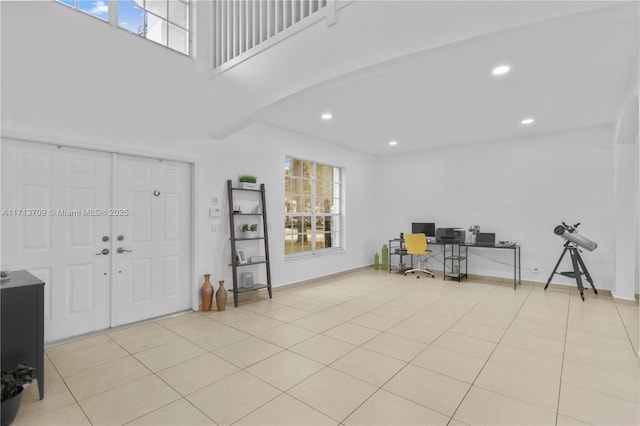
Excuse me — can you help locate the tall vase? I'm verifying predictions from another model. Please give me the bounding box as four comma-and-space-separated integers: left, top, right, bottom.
216, 280, 227, 311
201, 274, 213, 312
381, 244, 389, 270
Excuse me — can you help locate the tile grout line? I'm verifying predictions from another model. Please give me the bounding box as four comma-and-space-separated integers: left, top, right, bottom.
554, 292, 572, 426
612, 300, 640, 361
446, 282, 537, 424
30, 272, 637, 426
335, 281, 513, 424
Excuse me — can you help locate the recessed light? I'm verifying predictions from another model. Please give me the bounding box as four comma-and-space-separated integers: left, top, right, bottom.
492, 65, 510, 76
321, 113, 332, 120
521, 118, 535, 125
388, 140, 398, 146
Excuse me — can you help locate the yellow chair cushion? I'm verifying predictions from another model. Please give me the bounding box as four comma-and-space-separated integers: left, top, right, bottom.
404, 233, 431, 256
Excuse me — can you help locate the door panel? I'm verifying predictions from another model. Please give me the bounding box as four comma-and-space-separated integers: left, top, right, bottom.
67, 263, 96, 315
2, 141, 111, 342
2, 141, 192, 340
132, 191, 152, 242
20, 184, 53, 251
163, 193, 180, 241
131, 258, 152, 303
67, 187, 97, 248
162, 256, 180, 296
113, 155, 191, 326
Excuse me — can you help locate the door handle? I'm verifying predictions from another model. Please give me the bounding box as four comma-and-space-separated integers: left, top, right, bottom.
96, 248, 110, 255
117, 247, 132, 254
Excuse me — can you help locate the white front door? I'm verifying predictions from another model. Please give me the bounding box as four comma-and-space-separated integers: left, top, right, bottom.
1, 141, 192, 342
112, 155, 191, 326
1, 141, 112, 341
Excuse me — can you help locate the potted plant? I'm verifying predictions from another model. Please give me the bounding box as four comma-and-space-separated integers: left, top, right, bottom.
1, 363, 36, 426
238, 175, 258, 190
468, 224, 480, 244
240, 223, 258, 238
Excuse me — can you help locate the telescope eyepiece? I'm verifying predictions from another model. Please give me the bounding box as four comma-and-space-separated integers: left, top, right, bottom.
554, 225, 566, 235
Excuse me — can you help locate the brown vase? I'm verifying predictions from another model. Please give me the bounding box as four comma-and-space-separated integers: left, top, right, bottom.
216, 280, 227, 311
201, 274, 213, 312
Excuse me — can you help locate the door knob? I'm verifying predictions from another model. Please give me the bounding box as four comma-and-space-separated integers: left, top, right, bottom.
117, 247, 132, 254
96, 248, 110, 255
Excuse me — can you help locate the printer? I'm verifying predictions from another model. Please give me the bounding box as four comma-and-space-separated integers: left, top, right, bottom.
436, 228, 466, 243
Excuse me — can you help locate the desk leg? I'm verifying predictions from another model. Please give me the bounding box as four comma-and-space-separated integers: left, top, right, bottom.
518, 247, 521, 287
513, 249, 516, 290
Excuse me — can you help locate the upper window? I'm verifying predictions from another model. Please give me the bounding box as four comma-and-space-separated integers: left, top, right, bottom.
57, 0, 190, 56
58, 0, 109, 21
284, 157, 342, 256
118, 1, 190, 55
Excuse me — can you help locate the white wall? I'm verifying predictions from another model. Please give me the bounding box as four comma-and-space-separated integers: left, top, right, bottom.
1, 1, 635, 303
207, 123, 378, 287
375, 126, 617, 291
0, 1, 378, 308
1, 0, 218, 309
613, 46, 639, 300
0, 1, 210, 146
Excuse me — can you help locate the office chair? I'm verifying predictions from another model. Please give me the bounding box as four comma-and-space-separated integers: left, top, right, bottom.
404, 233, 435, 278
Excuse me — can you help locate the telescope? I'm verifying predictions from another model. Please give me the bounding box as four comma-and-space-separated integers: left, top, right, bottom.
553, 222, 597, 251
546, 221, 598, 301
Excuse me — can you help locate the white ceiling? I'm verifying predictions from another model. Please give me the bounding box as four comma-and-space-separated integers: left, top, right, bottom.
254, 4, 639, 156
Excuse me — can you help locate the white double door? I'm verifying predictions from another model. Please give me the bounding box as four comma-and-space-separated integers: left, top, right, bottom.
1, 141, 192, 342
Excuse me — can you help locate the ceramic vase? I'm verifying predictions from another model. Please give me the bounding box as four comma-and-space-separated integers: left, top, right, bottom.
201, 274, 213, 312
216, 280, 227, 311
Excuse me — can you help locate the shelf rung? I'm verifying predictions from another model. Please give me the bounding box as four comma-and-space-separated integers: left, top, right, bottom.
232, 283, 269, 293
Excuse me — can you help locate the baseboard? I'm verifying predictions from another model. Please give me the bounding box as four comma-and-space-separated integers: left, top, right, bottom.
274, 265, 372, 292
613, 295, 640, 306
242, 266, 639, 306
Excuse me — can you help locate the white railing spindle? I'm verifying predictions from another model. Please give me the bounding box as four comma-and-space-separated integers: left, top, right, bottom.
213, 0, 329, 70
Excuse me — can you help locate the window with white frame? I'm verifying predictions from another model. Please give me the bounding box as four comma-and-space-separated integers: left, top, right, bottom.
284, 156, 342, 256
58, 0, 109, 21
56, 0, 190, 55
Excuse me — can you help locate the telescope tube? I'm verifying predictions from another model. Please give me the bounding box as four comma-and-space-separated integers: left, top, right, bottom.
554, 225, 597, 251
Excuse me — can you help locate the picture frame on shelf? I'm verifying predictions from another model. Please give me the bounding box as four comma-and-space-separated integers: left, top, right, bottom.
237, 249, 248, 264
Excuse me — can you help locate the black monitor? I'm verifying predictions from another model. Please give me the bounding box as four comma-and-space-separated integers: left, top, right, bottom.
411, 222, 436, 237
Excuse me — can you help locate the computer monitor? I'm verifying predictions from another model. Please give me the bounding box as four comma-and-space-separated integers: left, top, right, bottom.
411, 222, 436, 237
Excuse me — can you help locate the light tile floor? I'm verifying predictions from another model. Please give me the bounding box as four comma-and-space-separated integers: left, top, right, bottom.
15, 270, 640, 425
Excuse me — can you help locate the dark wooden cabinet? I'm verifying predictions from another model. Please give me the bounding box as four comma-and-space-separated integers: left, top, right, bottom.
1, 270, 45, 399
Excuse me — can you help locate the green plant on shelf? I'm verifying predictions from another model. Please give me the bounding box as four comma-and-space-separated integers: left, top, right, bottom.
241, 224, 258, 232
468, 224, 480, 235
239, 175, 257, 183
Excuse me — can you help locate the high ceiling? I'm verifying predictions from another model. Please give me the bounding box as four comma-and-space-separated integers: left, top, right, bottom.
254, 3, 638, 156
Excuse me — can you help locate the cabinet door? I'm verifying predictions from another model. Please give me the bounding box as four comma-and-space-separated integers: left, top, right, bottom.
1, 286, 38, 370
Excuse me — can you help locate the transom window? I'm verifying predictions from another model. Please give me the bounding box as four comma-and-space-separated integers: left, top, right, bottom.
57, 0, 190, 55
58, 0, 109, 21
284, 157, 342, 256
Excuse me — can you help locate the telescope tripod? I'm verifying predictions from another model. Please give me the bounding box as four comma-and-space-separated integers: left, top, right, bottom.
545, 242, 597, 301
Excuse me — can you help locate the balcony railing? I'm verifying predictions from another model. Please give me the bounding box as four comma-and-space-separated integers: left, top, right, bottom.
212, 0, 330, 71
